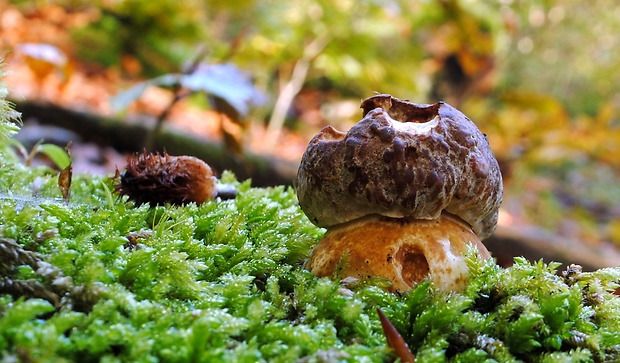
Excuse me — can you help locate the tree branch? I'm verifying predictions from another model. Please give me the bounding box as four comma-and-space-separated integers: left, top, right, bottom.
263, 33, 331, 151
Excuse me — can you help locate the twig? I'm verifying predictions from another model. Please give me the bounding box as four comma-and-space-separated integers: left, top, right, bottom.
143, 23, 249, 152
221, 24, 249, 63
143, 47, 210, 151
263, 33, 330, 151
0, 237, 104, 312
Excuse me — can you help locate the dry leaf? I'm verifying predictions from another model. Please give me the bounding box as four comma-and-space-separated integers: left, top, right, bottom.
58, 142, 73, 202
59, 164, 72, 202
377, 308, 416, 363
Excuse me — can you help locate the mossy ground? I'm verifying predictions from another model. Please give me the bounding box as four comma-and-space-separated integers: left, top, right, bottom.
1, 69, 620, 362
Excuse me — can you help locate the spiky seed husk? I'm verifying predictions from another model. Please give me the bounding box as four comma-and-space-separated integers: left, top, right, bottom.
115, 151, 216, 206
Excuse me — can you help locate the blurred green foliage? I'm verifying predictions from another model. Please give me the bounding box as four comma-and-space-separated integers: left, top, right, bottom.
57, 0, 619, 163
71, 0, 205, 74
0, 61, 21, 147
499, 1, 620, 116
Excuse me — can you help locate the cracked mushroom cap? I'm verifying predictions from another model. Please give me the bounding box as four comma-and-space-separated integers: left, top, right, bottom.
296, 94, 503, 240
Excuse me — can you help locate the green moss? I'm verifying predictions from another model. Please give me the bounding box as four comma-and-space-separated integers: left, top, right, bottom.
0, 60, 21, 161
1, 68, 619, 362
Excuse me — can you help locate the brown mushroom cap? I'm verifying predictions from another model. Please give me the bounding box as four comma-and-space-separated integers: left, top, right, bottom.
296, 94, 503, 239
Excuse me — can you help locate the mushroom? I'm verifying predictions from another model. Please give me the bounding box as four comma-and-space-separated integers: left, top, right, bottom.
297, 94, 503, 292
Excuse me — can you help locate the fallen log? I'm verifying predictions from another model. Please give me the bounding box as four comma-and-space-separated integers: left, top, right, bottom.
486, 224, 620, 271
13, 101, 299, 187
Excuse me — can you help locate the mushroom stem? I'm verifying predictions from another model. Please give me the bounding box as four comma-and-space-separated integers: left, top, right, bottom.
304, 213, 491, 292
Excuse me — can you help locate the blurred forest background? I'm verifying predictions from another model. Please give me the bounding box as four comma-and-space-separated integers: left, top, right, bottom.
1, 0, 619, 266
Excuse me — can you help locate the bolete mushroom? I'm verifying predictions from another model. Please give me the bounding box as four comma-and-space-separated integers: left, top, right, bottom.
297, 94, 503, 292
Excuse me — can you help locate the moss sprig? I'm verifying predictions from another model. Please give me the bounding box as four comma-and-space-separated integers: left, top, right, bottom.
0, 60, 20, 148
402, 250, 620, 362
